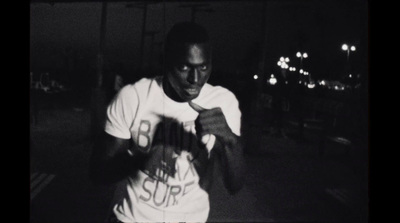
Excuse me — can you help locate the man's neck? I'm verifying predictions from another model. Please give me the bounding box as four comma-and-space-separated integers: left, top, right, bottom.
162, 75, 185, 103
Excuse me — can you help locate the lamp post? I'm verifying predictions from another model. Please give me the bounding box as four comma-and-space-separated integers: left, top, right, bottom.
298, 69, 306, 84
277, 57, 290, 69
341, 44, 356, 62
296, 52, 308, 84
277, 57, 290, 81
341, 44, 356, 76
301, 70, 308, 85
303, 71, 315, 89
296, 52, 308, 69
267, 74, 277, 85
288, 67, 296, 84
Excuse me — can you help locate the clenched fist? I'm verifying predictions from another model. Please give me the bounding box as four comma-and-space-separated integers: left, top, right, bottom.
189, 101, 236, 153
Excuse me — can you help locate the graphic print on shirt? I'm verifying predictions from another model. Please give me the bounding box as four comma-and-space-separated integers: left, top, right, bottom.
135, 117, 208, 208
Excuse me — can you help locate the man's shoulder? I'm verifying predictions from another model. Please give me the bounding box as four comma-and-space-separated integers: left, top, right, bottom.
120, 76, 161, 94
202, 83, 237, 100
132, 76, 161, 87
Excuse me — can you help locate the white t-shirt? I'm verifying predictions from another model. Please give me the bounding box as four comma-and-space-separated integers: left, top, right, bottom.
104, 76, 241, 222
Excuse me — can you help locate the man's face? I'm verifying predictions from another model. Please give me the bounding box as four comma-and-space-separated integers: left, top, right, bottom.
166, 43, 212, 102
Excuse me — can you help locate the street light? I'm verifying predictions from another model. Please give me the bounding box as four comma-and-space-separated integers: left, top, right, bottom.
341, 43, 356, 77
300, 70, 313, 87
277, 57, 290, 69
341, 44, 356, 62
307, 82, 315, 89
305, 72, 315, 89
296, 52, 308, 85
268, 74, 277, 85
277, 56, 290, 82
296, 51, 308, 69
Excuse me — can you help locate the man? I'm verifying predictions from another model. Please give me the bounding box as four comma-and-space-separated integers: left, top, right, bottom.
90, 22, 245, 223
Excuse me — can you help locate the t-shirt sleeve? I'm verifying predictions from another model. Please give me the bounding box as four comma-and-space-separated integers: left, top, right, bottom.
104, 85, 139, 139
223, 92, 242, 137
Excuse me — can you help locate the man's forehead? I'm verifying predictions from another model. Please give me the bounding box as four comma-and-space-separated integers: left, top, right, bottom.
190, 44, 203, 55
171, 43, 211, 54
189, 44, 211, 58
166, 43, 211, 67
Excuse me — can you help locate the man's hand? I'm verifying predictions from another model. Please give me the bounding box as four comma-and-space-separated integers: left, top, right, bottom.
189, 101, 244, 194
189, 101, 236, 146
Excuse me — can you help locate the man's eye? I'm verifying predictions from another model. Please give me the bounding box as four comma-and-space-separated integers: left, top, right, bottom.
178, 65, 189, 71
199, 65, 208, 71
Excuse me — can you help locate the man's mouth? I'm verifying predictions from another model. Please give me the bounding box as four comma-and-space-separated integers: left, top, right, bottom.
183, 87, 199, 96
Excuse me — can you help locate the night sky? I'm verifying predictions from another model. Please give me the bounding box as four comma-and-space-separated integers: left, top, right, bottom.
30, 0, 368, 83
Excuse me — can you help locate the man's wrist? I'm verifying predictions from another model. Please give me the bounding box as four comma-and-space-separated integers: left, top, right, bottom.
223, 131, 239, 146
213, 132, 238, 155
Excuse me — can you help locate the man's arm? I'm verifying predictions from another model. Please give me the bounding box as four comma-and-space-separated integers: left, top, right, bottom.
90, 84, 145, 185
189, 102, 245, 194
212, 132, 245, 194
89, 132, 148, 185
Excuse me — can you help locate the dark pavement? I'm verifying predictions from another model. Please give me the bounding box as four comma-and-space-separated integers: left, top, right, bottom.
30, 94, 369, 223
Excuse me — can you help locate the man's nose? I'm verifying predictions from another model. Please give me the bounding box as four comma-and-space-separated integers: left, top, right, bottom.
187, 68, 199, 84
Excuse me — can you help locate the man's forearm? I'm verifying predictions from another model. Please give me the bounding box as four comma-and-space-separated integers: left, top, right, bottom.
214, 134, 245, 194
90, 151, 135, 184
89, 133, 146, 184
